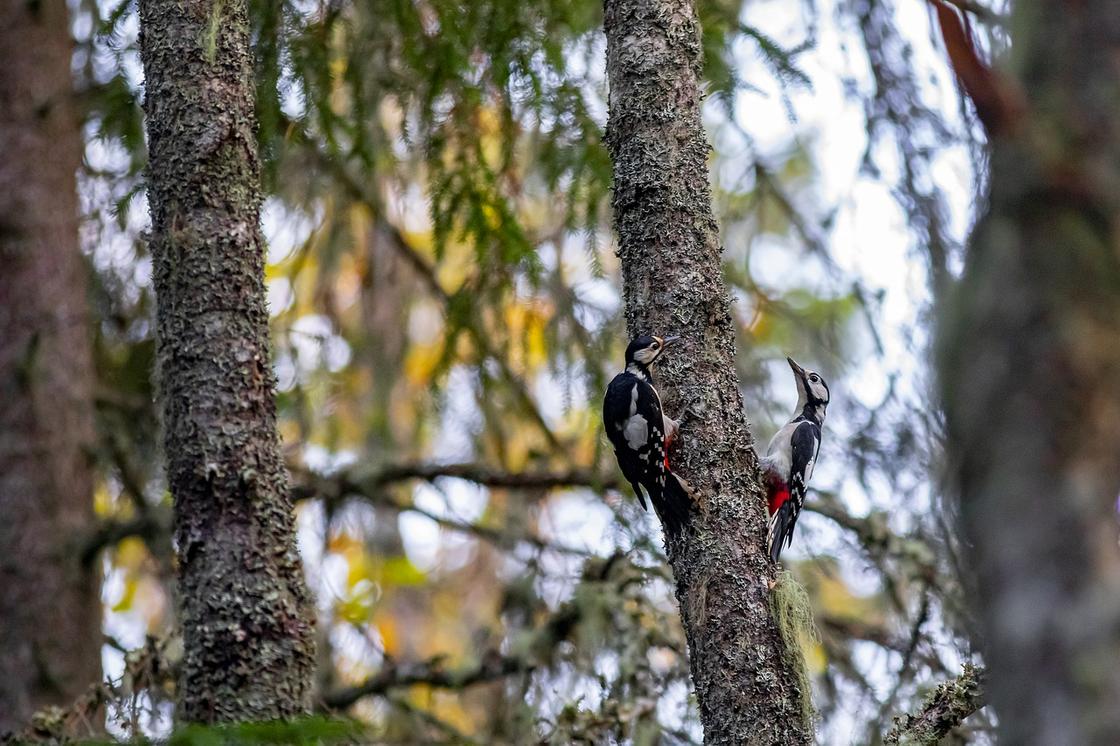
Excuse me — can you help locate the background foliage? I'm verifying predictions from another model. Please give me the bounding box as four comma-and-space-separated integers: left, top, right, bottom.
64, 0, 1002, 741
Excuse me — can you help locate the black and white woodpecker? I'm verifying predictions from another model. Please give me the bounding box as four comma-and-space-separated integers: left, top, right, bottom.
602, 335, 692, 535
759, 357, 829, 563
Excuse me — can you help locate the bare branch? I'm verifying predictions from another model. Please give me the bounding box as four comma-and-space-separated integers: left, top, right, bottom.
320, 650, 531, 711
384, 692, 481, 745
329, 461, 619, 493
291, 462, 609, 556
79, 510, 170, 567
379, 495, 593, 557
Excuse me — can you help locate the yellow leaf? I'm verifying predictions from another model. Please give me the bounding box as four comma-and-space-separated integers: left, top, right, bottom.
337, 591, 374, 624
329, 55, 347, 81
404, 341, 445, 385
346, 550, 374, 587
116, 537, 149, 571
525, 316, 547, 369
376, 614, 399, 656
500, 301, 550, 374
480, 203, 501, 230
423, 692, 474, 733
93, 482, 116, 517
381, 556, 426, 587
112, 577, 137, 613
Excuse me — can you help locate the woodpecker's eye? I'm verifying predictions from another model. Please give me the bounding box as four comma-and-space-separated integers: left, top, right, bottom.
809, 374, 819, 383
651, 342, 660, 350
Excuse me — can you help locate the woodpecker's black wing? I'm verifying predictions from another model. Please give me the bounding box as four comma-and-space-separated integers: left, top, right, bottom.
603, 372, 664, 507
768, 420, 820, 563
603, 376, 650, 510
603, 372, 690, 533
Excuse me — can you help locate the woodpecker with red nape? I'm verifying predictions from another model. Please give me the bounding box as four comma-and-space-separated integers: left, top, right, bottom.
603, 335, 692, 535
760, 357, 829, 563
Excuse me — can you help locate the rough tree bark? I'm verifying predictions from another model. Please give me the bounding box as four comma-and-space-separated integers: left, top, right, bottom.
939, 3, 1120, 744
0, 0, 101, 730
138, 0, 315, 721
603, 0, 813, 742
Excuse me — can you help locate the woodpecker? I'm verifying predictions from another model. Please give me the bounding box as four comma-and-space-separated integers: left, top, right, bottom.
602, 335, 692, 535
760, 357, 829, 563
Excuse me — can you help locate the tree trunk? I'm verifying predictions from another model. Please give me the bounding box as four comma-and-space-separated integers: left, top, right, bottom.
939, 3, 1120, 744
0, 0, 101, 730
138, 0, 315, 721
603, 0, 813, 742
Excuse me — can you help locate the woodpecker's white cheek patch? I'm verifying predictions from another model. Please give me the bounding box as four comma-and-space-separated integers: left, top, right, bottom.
626, 363, 648, 380
624, 414, 648, 451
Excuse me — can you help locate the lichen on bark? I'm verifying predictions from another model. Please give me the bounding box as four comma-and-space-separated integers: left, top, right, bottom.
138, 0, 315, 721
885, 664, 986, 745
603, 0, 814, 742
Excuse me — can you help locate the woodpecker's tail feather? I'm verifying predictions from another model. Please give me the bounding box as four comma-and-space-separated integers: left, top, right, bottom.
768, 500, 796, 564
651, 473, 694, 537
630, 482, 649, 512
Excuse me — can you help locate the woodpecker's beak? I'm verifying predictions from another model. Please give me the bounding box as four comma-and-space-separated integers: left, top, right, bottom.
787, 356, 806, 379
662, 335, 681, 347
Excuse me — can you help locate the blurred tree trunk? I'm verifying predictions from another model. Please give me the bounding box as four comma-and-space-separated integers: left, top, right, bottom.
359, 227, 433, 659
0, 0, 101, 730
138, 0, 315, 722
939, 3, 1120, 744
603, 0, 812, 742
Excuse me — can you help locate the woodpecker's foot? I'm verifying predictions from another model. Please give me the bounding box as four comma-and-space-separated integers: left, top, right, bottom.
664, 416, 680, 449
664, 407, 694, 450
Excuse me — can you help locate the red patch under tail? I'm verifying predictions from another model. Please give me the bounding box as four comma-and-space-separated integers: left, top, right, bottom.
768, 485, 790, 516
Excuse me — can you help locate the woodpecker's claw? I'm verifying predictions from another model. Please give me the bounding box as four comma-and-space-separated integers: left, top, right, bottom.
664, 407, 694, 450
664, 416, 681, 448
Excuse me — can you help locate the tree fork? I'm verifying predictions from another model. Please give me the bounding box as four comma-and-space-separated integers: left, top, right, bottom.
138, 0, 315, 721
603, 0, 813, 742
